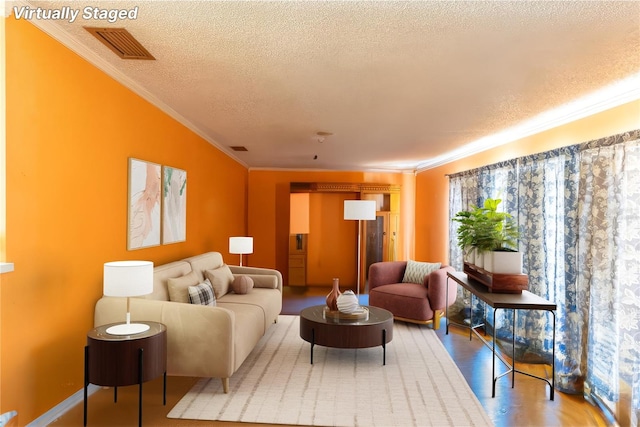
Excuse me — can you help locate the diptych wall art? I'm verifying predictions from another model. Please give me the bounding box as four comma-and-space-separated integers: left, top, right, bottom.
162, 166, 187, 244
127, 158, 161, 250
127, 159, 187, 250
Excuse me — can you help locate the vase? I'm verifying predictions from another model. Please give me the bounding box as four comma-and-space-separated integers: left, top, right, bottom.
326, 278, 341, 311
337, 290, 359, 314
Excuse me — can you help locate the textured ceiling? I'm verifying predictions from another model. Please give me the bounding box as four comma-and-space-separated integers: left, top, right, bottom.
17, 0, 640, 171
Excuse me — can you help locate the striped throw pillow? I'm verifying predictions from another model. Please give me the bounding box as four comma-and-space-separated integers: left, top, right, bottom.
402, 260, 441, 285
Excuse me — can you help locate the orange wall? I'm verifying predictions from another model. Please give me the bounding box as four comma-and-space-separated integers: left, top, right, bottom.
3, 18, 247, 423
307, 192, 358, 287
247, 170, 413, 288
415, 100, 640, 263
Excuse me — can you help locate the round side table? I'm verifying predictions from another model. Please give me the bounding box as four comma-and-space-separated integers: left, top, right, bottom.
83, 321, 167, 426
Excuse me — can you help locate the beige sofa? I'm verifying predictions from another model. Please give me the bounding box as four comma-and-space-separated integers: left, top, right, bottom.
94, 252, 282, 393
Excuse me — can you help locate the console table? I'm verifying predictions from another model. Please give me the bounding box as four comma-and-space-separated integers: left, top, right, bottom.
446, 272, 557, 400
84, 321, 167, 426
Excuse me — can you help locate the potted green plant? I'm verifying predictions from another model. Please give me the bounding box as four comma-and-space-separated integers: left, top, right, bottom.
453, 198, 522, 273
479, 198, 522, 274
452, 203, 486, 267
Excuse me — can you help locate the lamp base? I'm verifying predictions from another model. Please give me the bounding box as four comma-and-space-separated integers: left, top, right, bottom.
106, 323, 150, 335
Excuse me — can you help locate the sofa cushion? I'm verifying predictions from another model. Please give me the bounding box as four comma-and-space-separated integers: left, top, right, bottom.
232, 275, 254, 294
218, 288, 282, 333
402, 260, 442, 285
167, 271, 200, 303
205, 264, 235, 298
188, 279, 216, 306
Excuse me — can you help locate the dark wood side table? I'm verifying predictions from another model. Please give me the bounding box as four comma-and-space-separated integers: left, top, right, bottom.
84, 321, 167, 426
299, 305, 393, 365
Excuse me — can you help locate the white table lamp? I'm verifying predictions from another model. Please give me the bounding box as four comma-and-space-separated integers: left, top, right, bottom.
103, 260, 154, 335
229, 236, 253, 266
344, 200, 377, 299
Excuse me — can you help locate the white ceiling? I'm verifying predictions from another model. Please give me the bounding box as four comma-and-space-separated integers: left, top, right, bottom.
16, 0, 640, 171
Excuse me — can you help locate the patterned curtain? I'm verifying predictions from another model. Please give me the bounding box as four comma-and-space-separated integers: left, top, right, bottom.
448, 173, 480, 317
447, 129, 640, 424
448, 173, 479, 271
578, 132, 640, 426
515, 146, 582, 392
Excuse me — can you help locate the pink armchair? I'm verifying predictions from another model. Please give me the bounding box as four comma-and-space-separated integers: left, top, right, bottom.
368, 261, 456, 329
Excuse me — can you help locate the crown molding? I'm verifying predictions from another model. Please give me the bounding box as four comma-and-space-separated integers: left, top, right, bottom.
416, 75, 640, 172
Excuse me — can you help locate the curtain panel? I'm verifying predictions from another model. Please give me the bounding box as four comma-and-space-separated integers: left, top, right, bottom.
578, 133, 640, 426
447, 130, 640, 425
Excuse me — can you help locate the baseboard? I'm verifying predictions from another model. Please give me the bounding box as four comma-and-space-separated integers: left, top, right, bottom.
27, 384, 100, 427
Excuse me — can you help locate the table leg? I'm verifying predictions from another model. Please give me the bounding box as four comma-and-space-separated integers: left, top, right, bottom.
310, 328, 315, 365
138, 348, 143, 427
492, 308, 497, 398
84, 346, 88, 426
163, 372, 167, 405
382, 329, 387, 365
551, 311, 556, 401
469, 294, 473, 341
511, 309, 516, 389
445, 277, 450, 335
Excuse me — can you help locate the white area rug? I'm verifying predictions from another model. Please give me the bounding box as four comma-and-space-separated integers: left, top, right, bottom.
168, 315, 493, 427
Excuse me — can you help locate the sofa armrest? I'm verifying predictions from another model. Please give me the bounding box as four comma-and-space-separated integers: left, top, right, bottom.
426, 266, 457, 310
95, 297, 236, 378
368, 261, 407, 290
228, 265, 282, 293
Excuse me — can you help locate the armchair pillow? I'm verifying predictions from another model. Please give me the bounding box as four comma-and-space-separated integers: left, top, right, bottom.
402, 260, 442, 285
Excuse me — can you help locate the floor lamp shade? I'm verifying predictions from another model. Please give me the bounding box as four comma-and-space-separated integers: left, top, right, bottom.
103, 260, 154, 335
229, 237, 253, 266
344, 200, 377, 220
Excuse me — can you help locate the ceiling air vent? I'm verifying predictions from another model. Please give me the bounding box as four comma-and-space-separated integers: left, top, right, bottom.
230, 146, 248, 152
84, 27, 155, 60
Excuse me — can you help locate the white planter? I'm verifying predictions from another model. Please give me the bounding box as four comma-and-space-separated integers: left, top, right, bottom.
483, 251, 523, 274
473, 248, 484, 269
463, 249, 475, 265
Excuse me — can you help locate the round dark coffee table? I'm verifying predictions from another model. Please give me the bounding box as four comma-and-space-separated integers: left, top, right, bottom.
299, 305, 393, 365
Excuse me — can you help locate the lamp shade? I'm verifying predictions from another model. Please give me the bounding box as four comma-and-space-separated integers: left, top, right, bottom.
229, 236, 253, 254
103, 260, 153, 297
290, 193, 310, 234
344, 200, 377, 220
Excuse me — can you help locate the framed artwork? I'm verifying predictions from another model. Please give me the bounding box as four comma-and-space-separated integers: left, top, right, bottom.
162, 165, 187, 244
127, 158, 161, 250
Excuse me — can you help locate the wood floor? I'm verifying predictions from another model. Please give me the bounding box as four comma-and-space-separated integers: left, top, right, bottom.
51, 286, 607, 427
